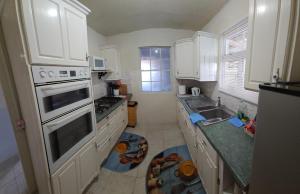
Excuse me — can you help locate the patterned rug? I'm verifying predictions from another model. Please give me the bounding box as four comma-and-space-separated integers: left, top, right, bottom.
146, 145, 206, 194
102, 132, 148, 172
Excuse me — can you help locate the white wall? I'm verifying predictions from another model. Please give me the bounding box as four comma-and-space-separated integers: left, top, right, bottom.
199, 0, 258, 117
106, 28, 195, 126
87, 27, 108, 99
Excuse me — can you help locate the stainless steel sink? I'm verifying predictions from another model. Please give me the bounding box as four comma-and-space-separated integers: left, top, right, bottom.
196, 106, 217, 112
198, 108, 232, 126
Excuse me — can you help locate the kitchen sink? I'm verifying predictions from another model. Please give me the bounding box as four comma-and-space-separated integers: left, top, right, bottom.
198, 108, 232, 126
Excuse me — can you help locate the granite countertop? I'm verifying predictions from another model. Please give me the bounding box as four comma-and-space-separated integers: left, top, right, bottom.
95, 98, 126, 123
178, 96, 254, 190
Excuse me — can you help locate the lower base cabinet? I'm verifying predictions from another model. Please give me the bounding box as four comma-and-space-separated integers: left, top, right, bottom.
177, 100, 219, 194
51, 102, 128, 194
95, 101, 128, 166
51, 138, 98, 194
78, 142, 99, 193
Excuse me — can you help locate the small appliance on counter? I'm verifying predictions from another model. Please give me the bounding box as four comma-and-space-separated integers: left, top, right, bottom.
191, 87, 200, 96
178, 85, 186, 95
107, 82, 119, 96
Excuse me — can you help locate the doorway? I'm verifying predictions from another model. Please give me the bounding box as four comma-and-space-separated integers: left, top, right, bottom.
0, 83, 27, 194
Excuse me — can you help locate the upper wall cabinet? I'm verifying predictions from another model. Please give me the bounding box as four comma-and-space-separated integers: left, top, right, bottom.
20, 0, 90, 66
245, 0, 298, 91
193, 32, 218, 81
175, 32, 218, 81
99, 45, 121, 80
175, 38, 194, 79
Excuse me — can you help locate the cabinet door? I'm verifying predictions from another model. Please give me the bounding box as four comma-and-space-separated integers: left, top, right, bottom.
78, 141, 98, 192
52, 160, 79, 194
196, 135, 205, 180
175, 39, 194, 78
186, 120, 197, 164
62, 2, 88, 66
21, 0, 66, 65
203, 155, 218, 194
198, 36, 218, 81
245, 0, 293, 90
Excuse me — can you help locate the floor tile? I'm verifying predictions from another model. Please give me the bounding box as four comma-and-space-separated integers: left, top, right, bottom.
133, 177, 146, 194
85, 123, 187, 194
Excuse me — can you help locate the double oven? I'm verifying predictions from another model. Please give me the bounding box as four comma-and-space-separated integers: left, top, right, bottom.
32, 66, 95, 174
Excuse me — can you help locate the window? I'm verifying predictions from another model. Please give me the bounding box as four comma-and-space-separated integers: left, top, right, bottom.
220, 19, 258, 103
140, 47, 171, 92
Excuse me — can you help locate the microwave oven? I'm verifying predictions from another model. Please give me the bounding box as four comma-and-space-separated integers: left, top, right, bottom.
89, 56, 107, 71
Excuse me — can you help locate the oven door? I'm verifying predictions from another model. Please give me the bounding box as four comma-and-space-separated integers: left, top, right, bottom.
36, 80, 92, 122
43, 104, 96, 174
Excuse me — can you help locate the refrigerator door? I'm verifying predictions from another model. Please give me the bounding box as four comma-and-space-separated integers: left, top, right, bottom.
249, 87, 300, 194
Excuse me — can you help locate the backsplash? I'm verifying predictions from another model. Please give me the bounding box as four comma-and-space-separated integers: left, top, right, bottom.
177, 79, 258, 118
92, 73, 107, 99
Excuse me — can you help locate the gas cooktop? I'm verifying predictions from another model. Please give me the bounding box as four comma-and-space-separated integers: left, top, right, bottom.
94, 97, 123, 114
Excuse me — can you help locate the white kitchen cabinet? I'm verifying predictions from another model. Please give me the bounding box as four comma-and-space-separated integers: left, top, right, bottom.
175, 33, 218, 81
20, 0, 90, 66
193, 32, 218, 81
77, 141, 98, 193
177, 100, 219, 194
52, 138, 97, 194
52, 160, 79, 194
95, 101, 128, 165
62, 1, 89, 65
175, 38, 194, 79
245, 0, 296, 90
99, 45, 121, 80
203, 154, 218, 194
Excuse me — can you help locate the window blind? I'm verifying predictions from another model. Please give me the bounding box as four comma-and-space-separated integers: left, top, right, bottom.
219, 19, 258, 104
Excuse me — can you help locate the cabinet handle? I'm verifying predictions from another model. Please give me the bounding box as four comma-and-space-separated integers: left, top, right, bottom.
207, 158, 212, 168
177, 72, 179, 74
86, 52, 89, 61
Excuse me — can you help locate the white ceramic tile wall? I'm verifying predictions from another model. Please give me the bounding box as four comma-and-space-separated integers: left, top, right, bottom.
92, 73, 107, 99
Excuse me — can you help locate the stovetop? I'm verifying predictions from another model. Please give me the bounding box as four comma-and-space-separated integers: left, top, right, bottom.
94, 96, 123, 114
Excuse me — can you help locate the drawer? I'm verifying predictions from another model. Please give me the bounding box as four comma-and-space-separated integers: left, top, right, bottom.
96, 136, 111, 165
96, 123, 111, 145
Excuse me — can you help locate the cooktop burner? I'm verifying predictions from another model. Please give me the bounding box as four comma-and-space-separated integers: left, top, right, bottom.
94, 97, 123, 114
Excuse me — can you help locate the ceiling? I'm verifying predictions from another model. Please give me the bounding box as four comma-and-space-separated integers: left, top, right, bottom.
79, 0, 227, 36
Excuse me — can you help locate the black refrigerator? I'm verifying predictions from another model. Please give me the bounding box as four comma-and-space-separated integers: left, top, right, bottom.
249, 83, 300, 194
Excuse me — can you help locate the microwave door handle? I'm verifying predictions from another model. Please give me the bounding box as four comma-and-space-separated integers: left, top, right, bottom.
47, 107, 91, 132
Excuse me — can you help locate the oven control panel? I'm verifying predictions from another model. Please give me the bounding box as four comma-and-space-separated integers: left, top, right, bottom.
32, 66, 90, 84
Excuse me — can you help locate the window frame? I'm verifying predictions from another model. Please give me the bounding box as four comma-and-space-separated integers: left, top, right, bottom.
139, 46, 172, 93
219, 18, 259, 104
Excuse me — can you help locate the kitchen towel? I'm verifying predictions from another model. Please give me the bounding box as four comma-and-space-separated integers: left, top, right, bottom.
189, 113, 206, 124
228, 117, 244, 128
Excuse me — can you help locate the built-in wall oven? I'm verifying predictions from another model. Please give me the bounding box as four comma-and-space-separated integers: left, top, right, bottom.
32, 66, 96, 174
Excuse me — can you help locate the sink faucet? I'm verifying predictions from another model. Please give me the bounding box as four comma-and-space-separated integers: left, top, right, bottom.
216, 96, 221, 107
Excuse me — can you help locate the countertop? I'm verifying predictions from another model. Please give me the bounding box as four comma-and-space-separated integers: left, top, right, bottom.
95, 98, 126, 123
178, 96, 254, 190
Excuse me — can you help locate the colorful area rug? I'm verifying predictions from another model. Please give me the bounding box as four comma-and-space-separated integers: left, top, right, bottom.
146, 145, 206, 194
103, 132, 148, 172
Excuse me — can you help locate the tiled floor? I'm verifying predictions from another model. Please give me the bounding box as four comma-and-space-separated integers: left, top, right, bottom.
0, 159, 27, 194
85, 123, 186, 194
